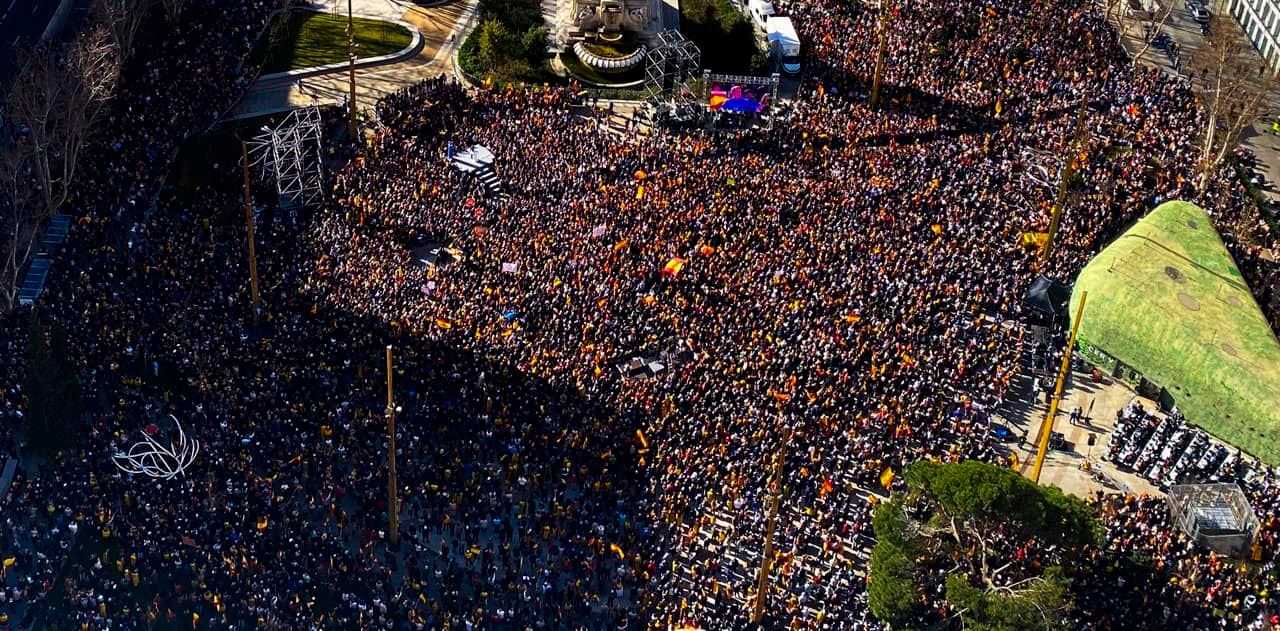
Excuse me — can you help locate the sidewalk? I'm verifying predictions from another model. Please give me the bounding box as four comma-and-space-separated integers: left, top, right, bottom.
231, 0, 478, 120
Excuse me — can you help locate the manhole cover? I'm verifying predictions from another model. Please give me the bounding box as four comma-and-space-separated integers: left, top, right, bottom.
1164, 266, 1185, 283
1187, 219, 1199, 230
1177, 292, 1200, 311
1222, 343, 1238, 357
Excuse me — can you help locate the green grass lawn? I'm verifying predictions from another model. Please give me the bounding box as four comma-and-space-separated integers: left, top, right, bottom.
1071, 200, 1280, 463
252, 10, 414, 75
580, 32, 641, 59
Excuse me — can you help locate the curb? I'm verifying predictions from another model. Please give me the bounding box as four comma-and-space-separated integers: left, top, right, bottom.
257, 14, 425, 83
449, 0, 483, 88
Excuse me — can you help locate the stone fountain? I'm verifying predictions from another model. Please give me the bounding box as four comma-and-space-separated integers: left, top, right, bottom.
566, 0, 663, 74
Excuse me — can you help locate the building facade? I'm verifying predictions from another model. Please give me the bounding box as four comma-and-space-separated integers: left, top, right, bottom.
1228, 0, 1280, 70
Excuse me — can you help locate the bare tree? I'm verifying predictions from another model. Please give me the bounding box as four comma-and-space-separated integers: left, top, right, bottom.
0, 148, 42, 310
157, 0, 186, 23
0, 29, 118, 310
94, 0, 153, 63
1188, 10, 1278, 193
1129, 0, 1176, 70
8, 29, 118, 216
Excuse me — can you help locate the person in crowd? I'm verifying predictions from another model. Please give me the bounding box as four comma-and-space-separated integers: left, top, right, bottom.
1, 0, 1278, 628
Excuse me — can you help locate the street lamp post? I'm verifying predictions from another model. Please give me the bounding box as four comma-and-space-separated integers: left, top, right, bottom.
386, 345, 399, 545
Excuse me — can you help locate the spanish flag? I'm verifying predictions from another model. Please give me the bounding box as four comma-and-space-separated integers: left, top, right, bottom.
635, 184, 645, 200
930, 224, 943, 236
257, 517, 269, 531
1020, 232, 1049, 249
635, 429, 649, 449
435, 318, 452, 330
613, 239, 629, 253
879, 467, 896, 490
609, 543, 625, 560
662, 257, 686, 278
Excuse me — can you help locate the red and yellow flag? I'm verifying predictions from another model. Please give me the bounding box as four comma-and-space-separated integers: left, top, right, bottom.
879, 467, 896, 490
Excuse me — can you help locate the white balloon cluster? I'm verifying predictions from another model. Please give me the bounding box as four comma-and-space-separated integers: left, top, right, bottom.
112, 415, 200, 480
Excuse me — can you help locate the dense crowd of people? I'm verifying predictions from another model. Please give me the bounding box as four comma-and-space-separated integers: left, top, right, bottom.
0, 0, 1279, 628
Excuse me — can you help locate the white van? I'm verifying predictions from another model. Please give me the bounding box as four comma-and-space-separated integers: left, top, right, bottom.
748, 0, 775, 31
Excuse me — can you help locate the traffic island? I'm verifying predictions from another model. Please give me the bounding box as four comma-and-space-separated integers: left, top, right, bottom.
251, 9, 418, 76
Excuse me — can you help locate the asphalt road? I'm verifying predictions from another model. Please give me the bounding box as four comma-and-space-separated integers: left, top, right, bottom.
0, 0, 73, 81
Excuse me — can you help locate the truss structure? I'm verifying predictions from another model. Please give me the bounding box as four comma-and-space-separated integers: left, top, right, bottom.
247, 106, 326, 207
1167, 483, 1259, 557
644, 30, 701, 108
701, 71, 782, 130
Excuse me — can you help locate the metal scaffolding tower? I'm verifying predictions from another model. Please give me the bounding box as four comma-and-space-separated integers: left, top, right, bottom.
247, 106, 326, 207
644, 30, 702, 113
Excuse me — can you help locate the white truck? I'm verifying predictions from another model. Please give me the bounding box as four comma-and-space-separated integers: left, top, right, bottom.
766, 17, 801, 75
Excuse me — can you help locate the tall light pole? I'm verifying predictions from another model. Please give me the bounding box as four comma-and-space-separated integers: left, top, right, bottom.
751, 430, 789, 624
1040, 96, 1090, 265
1030, 292, 1087, 484
347, 0, 359, 142
869, 1, 892, 110
238, 139, 262, 319
385, 345, 399, 544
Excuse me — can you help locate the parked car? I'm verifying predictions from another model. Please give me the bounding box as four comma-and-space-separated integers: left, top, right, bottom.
1189, 4, 1210, 23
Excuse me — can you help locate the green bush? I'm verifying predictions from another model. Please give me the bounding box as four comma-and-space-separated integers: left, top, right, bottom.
459, 0, 552, 84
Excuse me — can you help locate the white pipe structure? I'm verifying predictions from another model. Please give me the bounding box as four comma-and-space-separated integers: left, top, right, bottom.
112, 415, 200, 480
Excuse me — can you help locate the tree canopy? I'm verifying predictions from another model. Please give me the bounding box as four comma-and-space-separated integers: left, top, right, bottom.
458, 0, 549, 84
868, 460, 1101, 630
